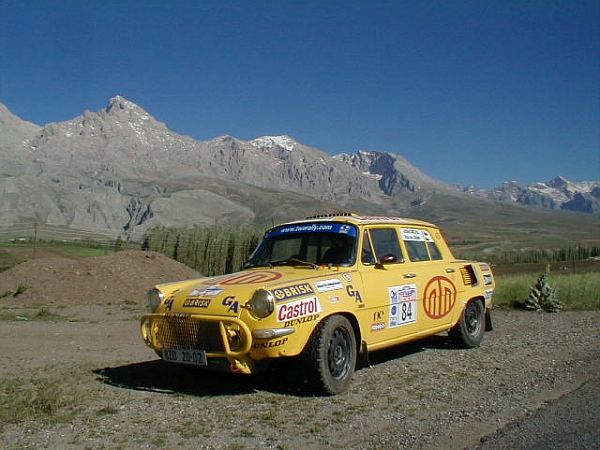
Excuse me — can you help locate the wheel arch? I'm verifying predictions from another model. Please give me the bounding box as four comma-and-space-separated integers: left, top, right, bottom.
330, 311, 370, 369
464, 295, 493, 332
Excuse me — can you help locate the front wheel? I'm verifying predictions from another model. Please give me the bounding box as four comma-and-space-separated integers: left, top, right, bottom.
301, 315, 357, 395
449, 299, 486, 348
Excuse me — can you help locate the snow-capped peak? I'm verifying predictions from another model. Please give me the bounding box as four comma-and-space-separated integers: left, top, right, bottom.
250, 135, 298, 151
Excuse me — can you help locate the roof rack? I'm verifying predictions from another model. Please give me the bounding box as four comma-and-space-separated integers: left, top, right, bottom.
305, 212, 356, 220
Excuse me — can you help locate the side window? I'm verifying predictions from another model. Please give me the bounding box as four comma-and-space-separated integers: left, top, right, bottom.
361, 231, 376, 264
423, 229, 443, 260
368, 228, 403, 263
402, 228, 431, 262
427, 241, 443, 260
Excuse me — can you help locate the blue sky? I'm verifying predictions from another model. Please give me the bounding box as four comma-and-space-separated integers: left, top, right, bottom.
2, 0, 598, 188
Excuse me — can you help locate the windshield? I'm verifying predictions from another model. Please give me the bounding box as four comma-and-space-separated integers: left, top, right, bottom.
245, 222, 358, 268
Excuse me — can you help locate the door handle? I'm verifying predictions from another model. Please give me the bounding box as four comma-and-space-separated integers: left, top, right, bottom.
403, 273, 417, 278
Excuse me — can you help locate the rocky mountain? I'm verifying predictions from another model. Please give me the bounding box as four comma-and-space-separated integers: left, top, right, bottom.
464, 177, 600, 213
1, 96, 597, 240
0, 96, 424, 237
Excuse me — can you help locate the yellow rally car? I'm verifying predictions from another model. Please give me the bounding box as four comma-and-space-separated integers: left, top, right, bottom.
141, 213, 495, 394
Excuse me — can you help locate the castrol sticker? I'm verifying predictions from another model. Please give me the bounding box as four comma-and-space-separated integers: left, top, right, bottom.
276, 296, 323, 322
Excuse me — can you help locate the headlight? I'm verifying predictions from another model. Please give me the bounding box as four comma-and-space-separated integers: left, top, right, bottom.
147, 287, 165, 312
247, 289, 274, 319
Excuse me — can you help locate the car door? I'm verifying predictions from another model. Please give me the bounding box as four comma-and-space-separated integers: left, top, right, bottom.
399, 227, 456, 330
355, 226, 423, 347
357, 225, 457, 349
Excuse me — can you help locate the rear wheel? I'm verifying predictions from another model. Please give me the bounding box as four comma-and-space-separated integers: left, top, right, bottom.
301, 315, 357, 395
450, 299, 485, 348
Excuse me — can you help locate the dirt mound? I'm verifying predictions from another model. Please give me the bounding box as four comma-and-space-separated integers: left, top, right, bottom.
0, 250, 201, 307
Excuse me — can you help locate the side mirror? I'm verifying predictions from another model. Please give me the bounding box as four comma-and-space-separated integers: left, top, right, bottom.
380, 253, 398, 263
375, 253, 399, 269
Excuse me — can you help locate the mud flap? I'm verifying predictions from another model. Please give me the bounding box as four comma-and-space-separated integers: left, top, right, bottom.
485, 308, 493, 332
356, 340, 371, 369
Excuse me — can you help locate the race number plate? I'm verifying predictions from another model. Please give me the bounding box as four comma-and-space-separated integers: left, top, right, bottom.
162, 348, 207, 366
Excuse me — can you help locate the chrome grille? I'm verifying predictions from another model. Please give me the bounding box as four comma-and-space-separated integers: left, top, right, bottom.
155, 316, 224, 352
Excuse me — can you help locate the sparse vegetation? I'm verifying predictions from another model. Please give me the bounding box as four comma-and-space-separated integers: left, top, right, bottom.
0, 284, 28, 299
0, 373, 86, 426
0, 307, 73, 322
493, 271, 600, 310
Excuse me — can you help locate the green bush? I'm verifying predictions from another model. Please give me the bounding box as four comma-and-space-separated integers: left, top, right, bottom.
521, 265, 562, 312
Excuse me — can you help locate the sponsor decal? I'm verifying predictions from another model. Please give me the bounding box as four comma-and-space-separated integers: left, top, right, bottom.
328, 295, 340, 304
272, 283, 315, 301
483, 273, 494, 286
220, 271, 282, 285
373, 310, 384, 321
165, 313, 190, 319
253, 337, 289, 349
355, 216, 407, 222
342, 273, 353, 282
314, 278, 343, 293
267, 223, 358, 237
423, 276, 457, 319
401, 228, 425, 241
222, 296, 239, 313
283, 314, 319, 327
276, 296, 322, 322
163, 299, 174, 311
371, 322, 385, 332
422, 229, 435, 242
484, 289, 494, 301
188, 286, 223, 297
389, 284, 417, 327
183, 298, 211, 308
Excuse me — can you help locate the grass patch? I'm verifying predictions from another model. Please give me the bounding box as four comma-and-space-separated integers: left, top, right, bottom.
55, 245, 114, 259
0, 307, 74, 322
0, 249, 25, 272
494, 272, 600, 310
0, 375, 85, 426
0, 284, 28, 299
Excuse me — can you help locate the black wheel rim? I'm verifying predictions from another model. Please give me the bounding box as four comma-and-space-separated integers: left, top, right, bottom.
327, 327, 351, 379
464, 302, 482, 335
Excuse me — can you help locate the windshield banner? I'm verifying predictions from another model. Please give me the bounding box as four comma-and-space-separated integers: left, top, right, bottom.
267, 223, 357, 238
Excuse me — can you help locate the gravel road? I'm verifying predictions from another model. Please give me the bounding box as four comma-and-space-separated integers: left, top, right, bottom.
1, 309, 598, 450
1, 251, 598, 450
467, 377, 600, 450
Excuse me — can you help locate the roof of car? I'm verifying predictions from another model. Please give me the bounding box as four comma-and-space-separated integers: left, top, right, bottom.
280, 213, 438, 228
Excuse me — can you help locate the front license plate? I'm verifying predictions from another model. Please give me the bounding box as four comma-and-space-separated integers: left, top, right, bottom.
162, 348, 207, 366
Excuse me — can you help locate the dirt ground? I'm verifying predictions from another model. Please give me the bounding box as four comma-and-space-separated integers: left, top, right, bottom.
1, 250, 598, 450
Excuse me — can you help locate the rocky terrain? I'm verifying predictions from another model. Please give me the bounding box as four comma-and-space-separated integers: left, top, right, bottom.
0, 250, 598, 449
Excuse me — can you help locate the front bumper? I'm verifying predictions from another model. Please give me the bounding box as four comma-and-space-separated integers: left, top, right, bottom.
141, 313, 256, 373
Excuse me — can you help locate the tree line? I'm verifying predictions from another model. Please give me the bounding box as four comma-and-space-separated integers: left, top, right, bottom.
141, 224, 266, 276
142, 224, 600, 276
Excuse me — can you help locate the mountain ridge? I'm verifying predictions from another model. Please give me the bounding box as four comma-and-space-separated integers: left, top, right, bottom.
1, 96, 598, 240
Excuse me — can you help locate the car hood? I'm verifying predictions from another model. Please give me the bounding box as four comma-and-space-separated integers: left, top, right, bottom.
154, 266, 352, 317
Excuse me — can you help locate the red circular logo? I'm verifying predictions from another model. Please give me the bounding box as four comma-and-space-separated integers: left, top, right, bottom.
423, 276, 457, 319
221, 271, 282, 285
